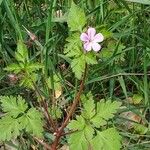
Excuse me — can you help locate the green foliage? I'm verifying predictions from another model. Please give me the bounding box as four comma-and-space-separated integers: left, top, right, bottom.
5, 41, 43, 88
0, 96, 44, 141
67, 93, 122, 150
99, 41, 125, 63
67, 116, 94, 150
91, 100, 122, 127
91, 128, 122, 150
15, 40, 29, 63
71, 55, 86, 79
67, 2, 86, 31
64, 33, 82, 57
64, 32, 97, 79
0, 95, 28, 118
0, 116, 21, 141
19, 108, 43, 137
1, 0, 150, 149
65, 3, 98, 79
81, 92, 95, 119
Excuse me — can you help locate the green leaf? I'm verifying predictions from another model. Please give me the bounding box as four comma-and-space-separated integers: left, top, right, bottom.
64, 33, 82, 58
0, 95, 28, 118
85, 53, 97, 65
68, 116, 85, 131
4, 63, 22, 73
19, 73, 37, 89
15, 40, 28, 63
67, 2, 86, 31
0, 116, 21, 141
68, 116, 94, 150
0, 96, 44, 140
81, 92, 96, 119
91, 100, 121, 127
91, 128, 122, 150
19, 108, 43, 137
71, 55, 86, 79
27, 63, 43, 72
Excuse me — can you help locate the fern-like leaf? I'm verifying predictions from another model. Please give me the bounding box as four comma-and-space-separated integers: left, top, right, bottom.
91, 100, 121, 127
0, 116, 21, 141
0, 96, 28, 118
67, 116, 94, 150
0, 96, 44, 141
91, 128, 122, 150
67, 2, 86, 31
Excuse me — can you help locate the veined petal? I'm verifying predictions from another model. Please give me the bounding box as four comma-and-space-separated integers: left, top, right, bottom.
94, 33, 104, 43
87, 27, 96, 40
92, 42, 101, 52
80, 33, 89, 42
84, 42, 92, 51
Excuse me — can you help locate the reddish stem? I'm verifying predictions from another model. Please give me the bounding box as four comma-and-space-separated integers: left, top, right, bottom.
51, 64, 87, 150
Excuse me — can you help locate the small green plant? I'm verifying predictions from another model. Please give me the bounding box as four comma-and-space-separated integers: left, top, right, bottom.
67, 93, 122, 150
0, 2, 123, 150
0, 95, 43, 141
5, 40, 43, 88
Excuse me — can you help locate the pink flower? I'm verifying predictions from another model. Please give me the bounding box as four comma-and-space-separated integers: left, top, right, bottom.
80, 27, 104, 52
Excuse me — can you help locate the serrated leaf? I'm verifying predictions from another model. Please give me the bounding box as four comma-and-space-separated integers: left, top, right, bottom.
27, 63, 43, 72
81, 92, 95, 119
71, 55, 86, 79
68, 116, 94, 150
0, 116, 21, 141
0, 96, 44, 140
68, 130, 89, 150
67, 2, 86, 31
0, 96, 28, 118
66, 46, 82, 57
85, 53, 97, 65
64, 33, 82, 58
91, 128, 121, 150
91, 100, 121, 127
15, 44, 28, 64
68, 116, 85, 131
4, 63, 22, 73
19, 108, 43, 137
16, 40, 28, 63
19, 73, 37, 89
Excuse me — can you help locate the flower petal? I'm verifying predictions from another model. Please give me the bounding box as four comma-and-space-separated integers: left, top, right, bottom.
87, 27, 96, 40
92, 42, 101, 52
84, 42, 92, 51
94, 33, 104, 42
80, 33, 89, 42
